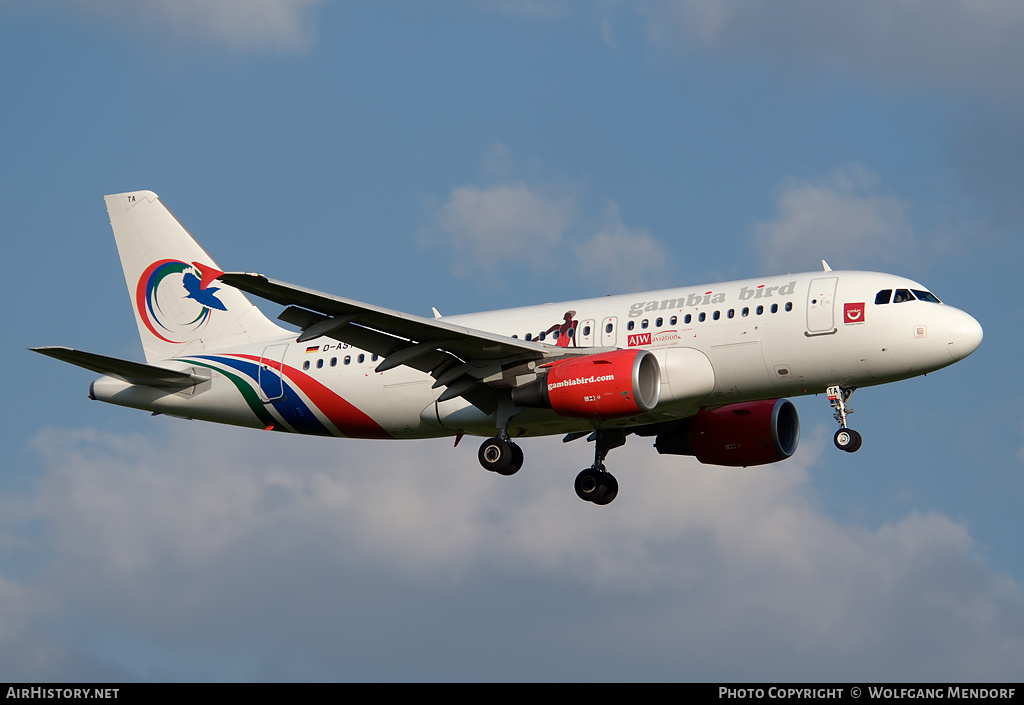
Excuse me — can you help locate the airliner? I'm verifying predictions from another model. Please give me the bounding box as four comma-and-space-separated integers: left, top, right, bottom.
33, 191, 983, 505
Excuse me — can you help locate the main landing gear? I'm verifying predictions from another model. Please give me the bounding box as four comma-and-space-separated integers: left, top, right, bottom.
574, 429, 625, 506
476, 428, 625, 505
477, 434, 523, 476
827, 385, 863, 453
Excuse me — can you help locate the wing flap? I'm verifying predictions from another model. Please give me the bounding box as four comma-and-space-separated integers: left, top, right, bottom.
220, 273, 549, 362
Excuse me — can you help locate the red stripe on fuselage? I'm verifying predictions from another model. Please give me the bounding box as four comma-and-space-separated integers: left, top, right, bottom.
234, 354, 393, 439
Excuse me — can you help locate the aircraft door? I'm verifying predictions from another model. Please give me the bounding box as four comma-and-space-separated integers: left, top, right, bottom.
806, 277, 838, 334
578, 319, 595, 347
258, 343, 288, 402
601, 316, 618, 347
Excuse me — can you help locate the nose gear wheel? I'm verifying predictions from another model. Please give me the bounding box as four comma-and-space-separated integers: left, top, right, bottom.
834, 428, 863, 453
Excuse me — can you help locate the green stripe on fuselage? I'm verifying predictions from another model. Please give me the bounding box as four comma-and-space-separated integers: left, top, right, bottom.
183, 358, 284, 431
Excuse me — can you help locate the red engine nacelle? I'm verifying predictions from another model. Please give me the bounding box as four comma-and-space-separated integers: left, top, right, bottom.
655, 399, 800, 467
511, 349, 661, 420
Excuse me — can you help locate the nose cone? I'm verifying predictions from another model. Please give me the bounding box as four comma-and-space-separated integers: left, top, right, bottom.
946, 309, 983, 362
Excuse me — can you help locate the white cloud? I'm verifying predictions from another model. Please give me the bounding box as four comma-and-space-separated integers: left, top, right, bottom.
2, 421, 1021, 679
639, 0, 1024, 105
753, 165, 914, 273
432, 147, 672, 290
573, 202, 671, 293
57, 0, 323, 50
432, 185, 670, 292
434, 182, 577, 278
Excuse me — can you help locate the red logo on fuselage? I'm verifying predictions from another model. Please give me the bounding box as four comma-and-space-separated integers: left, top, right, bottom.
844, 303, 865, 324
627, 333, 651, 347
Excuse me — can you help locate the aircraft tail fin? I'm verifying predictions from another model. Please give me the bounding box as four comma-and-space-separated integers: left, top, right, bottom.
105, 191, 288, 362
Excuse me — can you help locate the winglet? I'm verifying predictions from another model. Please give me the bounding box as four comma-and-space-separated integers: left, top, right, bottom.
821, 260, 832, 272
191, 261, 224, 290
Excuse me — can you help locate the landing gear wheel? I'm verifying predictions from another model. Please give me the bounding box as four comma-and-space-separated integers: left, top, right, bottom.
592, 473, 618, 506
575, 467, 617, 504
509, 443, 524, 474
493, 442, 523, 476
834, 428, 863, 453
478, 437, 515, 474
574, 467, 606, 502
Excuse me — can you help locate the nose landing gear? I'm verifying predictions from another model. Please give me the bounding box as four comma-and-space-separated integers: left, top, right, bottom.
827, 385, 862, 453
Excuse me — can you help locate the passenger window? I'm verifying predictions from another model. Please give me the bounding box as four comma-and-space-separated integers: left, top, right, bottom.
358, 354, 365, 364
656, 317, 663, 327
641, 319, 649, 329
372, 354, 379, 362
875, 289, 892, 305
893, 289, 913, 303
627, 321, 635, 331
539, 332, 546, 341
670, 316, 677, 325
344, 356, 351, 365
316, 358, 324, 369
785, 302, 792, 312
756, 305, 764, 315
330, 357, 337, 367
583, 325, 591, 336
605, 323, 613, 334
684, 314, 692, 324
742, 307, 749, 317
525, 333, 533, 341
771, 303, 778, 313
727, 309, 735, 319
303, 361, 310, 371
698, 312, 706, 322
712, 311, 720, 320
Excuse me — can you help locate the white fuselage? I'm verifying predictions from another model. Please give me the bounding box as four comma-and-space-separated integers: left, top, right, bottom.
89, 269, 983, 440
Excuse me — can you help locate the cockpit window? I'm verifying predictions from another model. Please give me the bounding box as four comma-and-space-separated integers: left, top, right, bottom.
893, 289, 914, 303
875, 289, 892, 305
912, 289, 941, 303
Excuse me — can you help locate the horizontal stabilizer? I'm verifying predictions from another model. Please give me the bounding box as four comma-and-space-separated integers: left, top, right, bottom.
31, 346, 200, 388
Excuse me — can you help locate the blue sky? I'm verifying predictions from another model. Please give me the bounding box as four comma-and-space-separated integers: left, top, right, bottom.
2, 0, 1023, 681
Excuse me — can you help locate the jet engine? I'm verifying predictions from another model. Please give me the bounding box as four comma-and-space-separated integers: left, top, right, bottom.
654, 398, 800, 467
512, 349, 661, 420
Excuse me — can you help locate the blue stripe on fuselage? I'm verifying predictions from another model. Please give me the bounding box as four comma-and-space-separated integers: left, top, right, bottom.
190, 355, 333, 437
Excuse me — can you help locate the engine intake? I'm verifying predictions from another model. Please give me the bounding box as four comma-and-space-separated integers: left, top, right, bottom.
512, 349, 661, 420
655, 398, 800, 467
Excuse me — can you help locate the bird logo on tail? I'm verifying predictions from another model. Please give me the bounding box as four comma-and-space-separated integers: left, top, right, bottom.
136, 259, 227, 343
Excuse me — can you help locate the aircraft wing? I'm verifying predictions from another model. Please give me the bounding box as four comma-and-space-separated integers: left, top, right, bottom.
219, 272, 610, 412
31, 346, 202, 388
